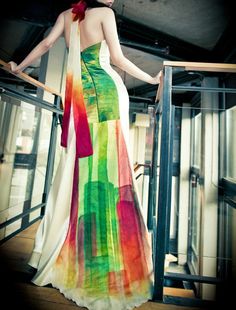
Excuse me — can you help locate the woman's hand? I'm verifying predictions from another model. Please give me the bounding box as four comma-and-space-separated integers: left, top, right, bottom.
8, 61, 21, 74
150, 70, 163, 85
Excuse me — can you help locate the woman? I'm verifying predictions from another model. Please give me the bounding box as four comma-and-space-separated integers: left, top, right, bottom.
9, 1, 161, 309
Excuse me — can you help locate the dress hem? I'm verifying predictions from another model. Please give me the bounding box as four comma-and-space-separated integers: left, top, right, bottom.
50, 281, 151, 310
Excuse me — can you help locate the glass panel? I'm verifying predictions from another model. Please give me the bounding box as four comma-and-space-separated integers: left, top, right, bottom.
188, 112, 202, 276
173, 108, 182, 164
218, 203, 235, 276
189, 178, 201, 273
193, 113, 201, 167
162, 69, 236, 303
226, 106, 236, 179
30, 105, 62, 212
0, 93, 60, 239
142, 106, 156, 224
217, 202, 236, 302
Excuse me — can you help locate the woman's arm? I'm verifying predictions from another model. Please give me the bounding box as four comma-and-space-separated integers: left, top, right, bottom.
9, 12, 66, 74
102, 8, 162, 85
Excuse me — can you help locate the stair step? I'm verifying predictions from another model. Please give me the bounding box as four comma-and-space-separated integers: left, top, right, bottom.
164, 287, 195, 298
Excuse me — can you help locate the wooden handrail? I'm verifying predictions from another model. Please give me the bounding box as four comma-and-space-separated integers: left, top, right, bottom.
163, 61, 236, 73
155, 70, 164, 103
155, 61, 236, 102
0, 59, 62, 98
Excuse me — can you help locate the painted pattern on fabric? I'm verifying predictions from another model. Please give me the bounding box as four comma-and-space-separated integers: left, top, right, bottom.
52, 26, 153, 309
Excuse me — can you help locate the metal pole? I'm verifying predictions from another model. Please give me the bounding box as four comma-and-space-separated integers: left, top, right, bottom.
165, 106, 175, 253
41, 95, 61, 216
153, 66, 173, 301
147, 105, 160, 231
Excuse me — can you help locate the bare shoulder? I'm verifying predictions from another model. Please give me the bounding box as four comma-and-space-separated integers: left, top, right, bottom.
53, 8, 71, 23
100, 7, 115, 16
61, 8, 73, 27
62, 8, 72, 18
87, 7, 115, 18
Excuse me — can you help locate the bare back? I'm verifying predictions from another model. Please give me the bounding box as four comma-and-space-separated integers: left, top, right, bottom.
63, 8, 106, 52
9, 4, 159, 84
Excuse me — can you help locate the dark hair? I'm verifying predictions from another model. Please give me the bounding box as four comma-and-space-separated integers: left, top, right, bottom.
86, 0, 110, 9
72, 1, 113, 21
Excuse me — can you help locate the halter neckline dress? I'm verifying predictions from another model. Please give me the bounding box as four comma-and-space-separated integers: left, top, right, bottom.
28, 16, 154, 310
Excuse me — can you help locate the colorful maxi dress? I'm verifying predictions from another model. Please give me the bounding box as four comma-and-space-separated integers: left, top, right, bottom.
28, 17, 153, 310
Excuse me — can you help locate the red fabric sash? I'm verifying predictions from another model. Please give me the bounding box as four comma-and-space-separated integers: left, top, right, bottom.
61, 14, 93, 158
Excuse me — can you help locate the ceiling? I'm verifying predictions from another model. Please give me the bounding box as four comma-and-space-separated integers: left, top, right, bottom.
0, 0, 235, 99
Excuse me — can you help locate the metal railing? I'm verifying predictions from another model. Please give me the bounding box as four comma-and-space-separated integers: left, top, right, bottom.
151, 61, 236, 305
0, 59, 63, 244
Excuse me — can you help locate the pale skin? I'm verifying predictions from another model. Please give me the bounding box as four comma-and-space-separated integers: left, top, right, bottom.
9, 0, 162, 84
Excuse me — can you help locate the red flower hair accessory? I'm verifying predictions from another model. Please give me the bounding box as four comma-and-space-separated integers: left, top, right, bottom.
72, 1, 88, 21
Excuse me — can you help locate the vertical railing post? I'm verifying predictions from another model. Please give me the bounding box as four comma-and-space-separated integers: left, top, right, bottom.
165, 105, 175, 253
41, 95, 61, 216
147, 104, 160, 231
153, 65, 174, 301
